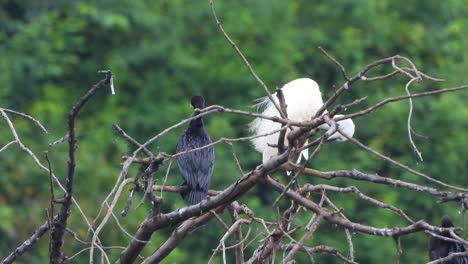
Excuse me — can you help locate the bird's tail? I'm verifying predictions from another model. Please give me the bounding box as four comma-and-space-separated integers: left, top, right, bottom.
186, 189, 207, 206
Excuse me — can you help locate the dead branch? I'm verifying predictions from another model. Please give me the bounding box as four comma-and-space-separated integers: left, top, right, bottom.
277, 244, 358, 264
208, 0, 286, 119
1, 222, 50, 264
49, 70, 112, 264
116, 162, 273, 263
263, 176, 455, 237
143, 206, 227, 264
228, 202, 248, 264
281, 193, 326, 262
427, 252, 468, 264
113, 124, 153, 156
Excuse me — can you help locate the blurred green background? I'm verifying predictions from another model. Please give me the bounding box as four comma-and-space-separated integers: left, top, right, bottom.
1, 0, 467, 263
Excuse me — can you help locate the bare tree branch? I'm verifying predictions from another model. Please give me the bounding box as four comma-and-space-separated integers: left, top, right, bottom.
50, 71, 112, 264
427, 252, 468, 264
263, 176, 455, 237
277, 244, 358, 264
208, 0, 286, 119
143, 207, 227, 264
1, 108, 49, 134
1, 222, 49, 264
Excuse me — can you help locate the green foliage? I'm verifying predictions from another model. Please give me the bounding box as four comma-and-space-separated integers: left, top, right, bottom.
1, 0, 468, 263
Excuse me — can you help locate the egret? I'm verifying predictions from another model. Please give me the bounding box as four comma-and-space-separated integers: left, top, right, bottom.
176, 96, 215, 206
429, 215, 468, 263
249, 78, 355, 164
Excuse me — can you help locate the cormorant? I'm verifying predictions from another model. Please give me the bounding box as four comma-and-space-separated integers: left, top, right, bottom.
429, 215, 468, 263
176, 96, 215, 206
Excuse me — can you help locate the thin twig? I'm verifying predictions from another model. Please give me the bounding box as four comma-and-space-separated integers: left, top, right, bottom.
1, 108, 49, 134
208, 0, 286, 119
404, 77, 424, 161
112, 124, 153, 156
44, 152, 55, 222
302, 184, 414, 223
277, 245, 358, 264
343, 134, 468, 192
394, 236, 402, 264
276, 88, 289, 154
282, 193, 326, 262
318, 47, 350, 81
228, 142, 245, 176
0, 140, 16, 153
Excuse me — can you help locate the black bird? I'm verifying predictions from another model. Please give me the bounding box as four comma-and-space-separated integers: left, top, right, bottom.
176, 96, 214, 206
429, 215, 468, 263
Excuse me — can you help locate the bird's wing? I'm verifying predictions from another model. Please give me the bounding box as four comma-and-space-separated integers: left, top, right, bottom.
176, 137, 197, 188
429, 236, 446, 261
176, 132, 214, 191
448, 241, 468, 264
197, 143, 214, 189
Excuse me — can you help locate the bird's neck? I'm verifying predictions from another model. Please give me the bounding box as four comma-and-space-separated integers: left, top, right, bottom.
189, 115, 203, 130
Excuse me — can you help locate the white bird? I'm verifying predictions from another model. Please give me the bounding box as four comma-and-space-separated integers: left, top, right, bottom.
249, 78, 355, 164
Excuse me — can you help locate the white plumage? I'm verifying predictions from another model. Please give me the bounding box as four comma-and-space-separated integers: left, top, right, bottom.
249, 78, 355, 164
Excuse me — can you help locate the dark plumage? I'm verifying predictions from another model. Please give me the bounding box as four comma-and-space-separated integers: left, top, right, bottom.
176, 96, 214, 205
429, 215, 468, 263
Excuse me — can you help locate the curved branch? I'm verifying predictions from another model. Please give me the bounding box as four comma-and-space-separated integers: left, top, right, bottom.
263, 176, 452, 237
